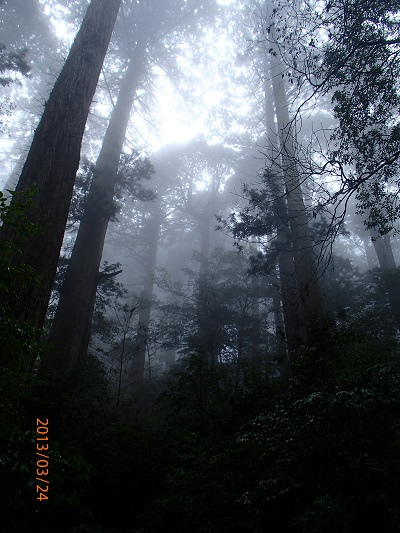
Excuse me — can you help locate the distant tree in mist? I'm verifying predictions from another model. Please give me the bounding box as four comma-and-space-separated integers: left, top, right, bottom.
223, 1, 328, 370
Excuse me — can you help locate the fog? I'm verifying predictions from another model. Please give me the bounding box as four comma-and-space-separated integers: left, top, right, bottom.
2, 1, 400, 531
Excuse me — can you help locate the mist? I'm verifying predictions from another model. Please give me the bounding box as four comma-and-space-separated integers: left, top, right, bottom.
1, 1, 400, 531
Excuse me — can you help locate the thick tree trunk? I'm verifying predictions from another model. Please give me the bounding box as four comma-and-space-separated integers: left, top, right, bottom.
1, 0, 121, 374
40, 41, 147, 376
130, 201, 162, 382
269, 20, 327, 338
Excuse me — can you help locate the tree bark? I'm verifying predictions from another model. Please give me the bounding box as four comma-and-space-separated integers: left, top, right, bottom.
1, 0, 121, 374
40, 38, 147, 376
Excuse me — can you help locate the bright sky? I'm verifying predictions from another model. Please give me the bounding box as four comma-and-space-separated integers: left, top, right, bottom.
135, 25, 247, 152
1, 0, 244, 190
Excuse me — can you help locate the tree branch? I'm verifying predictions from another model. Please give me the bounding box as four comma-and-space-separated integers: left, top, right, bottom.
97, 269, 123, 284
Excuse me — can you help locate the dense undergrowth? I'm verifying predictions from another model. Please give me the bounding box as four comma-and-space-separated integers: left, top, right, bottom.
2, 331, 400, 532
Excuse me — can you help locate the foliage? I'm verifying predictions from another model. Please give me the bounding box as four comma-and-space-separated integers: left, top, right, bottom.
161, 353, 236, 435
146, 339, 400, 532
160, 349, 279, 437
0, 42, 30, 87
47, 258, 127, 329
0, 367, 95, 532
271, 0, 400, 233
0, 188, 38, 284
0, 191, 96, 531
318, 244, 400, 339
31, 355, 165, 532
156, 246, 270, 362
67, 152, 155, 230
0, 188, 42, 370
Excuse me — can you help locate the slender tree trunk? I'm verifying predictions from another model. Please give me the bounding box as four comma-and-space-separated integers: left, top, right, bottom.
130, 201, 162, 382
249, 244, 261, 365
234, 307, 247, 397
269, 17, 327, 338
196, 213, 217, 365
271, 283, 287, 372
40, 40, 147, 376
116, 309, 135, 410
0, 0, 121, 374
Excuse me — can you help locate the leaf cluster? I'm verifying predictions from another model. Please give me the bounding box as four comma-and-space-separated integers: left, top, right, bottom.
0, 188, 41, 369
68, 152, 155, 229
0, 42, 30, 87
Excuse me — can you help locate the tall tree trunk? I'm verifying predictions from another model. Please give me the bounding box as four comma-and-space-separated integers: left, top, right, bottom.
249, 244, 261, 365
269, 16, 327, 338
40, 40, 147, 377
264, 52, 306, 364
130, 200, 162, 382
234, 306, 247, 397
1, 0, 121, 374
271, 283, 288, 372
196, 214, 215, 364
